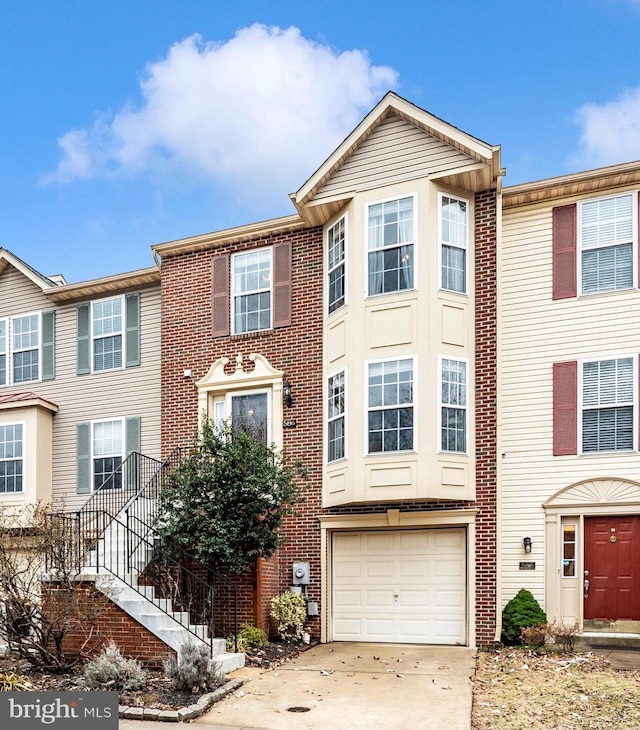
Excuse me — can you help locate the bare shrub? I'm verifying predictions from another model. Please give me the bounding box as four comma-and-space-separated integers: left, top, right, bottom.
164, 640, 222, 691
547, 620, 580, 653
520, 623, 547, 648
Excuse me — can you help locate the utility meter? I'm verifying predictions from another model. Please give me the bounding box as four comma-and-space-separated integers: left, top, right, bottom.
292, 562, 310, 585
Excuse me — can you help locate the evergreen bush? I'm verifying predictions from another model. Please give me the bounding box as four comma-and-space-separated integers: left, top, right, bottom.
501, 588, 547, 645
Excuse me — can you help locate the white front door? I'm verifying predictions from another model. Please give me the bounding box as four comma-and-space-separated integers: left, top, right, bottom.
332, 528, 466, 644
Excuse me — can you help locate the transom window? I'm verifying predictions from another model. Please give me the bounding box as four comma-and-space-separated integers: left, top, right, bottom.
440, 194, 468, 293
233, 249, 272, 333
92, 298, 123, 371
367, 359, 414, 453
0, 424, 23, 493
580, 193, 635, 295
93, 419, 124, 490
327, 217, 346, 314
440, 358, 467, 453
328, 371, 345, 462
367, 196, 414, 296
0, 314, 42, 386
581, 357, 634, 453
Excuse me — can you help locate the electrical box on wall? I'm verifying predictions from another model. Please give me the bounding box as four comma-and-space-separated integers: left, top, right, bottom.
292, 562, 310, 585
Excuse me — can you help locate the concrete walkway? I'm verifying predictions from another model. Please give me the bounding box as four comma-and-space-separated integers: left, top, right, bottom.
121, 642, 476, 730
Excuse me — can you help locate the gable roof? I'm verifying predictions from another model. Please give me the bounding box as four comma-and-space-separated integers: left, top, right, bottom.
0, 248, 64, 291
291, 92, 502, 226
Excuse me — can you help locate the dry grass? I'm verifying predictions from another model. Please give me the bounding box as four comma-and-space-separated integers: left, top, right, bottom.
472, 649, 640, 730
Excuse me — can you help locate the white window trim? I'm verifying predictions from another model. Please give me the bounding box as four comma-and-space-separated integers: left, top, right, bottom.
5, 311, 43, 386
364, 355, 417, 456
0, 420, 25, 496
90, 417, 125, 491
231, 247, 273, 335
213, 388, 272, 444
578, 354, 637, 455
438, 355, 469, 455
577, 191, 638, 297
90, 295, 125, 374
327, 213, 348, 315
327, 367, 347, 464
438, 191, 469, 295
364, 192, 418, 298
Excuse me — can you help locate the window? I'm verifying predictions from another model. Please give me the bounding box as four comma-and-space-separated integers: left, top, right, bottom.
92, 419, 124, 490
327, 217, 346, 313
581, 357, 634, 453
440, 358, 467, 453
367, 359, 414, 453
440, 194, 468, 293
92, 298, 123, 371
0, 424, 22, 493
232, 249, 272, 334
562, 524, 577, 577
0, 312, 54, 386
367, 196, 414, 296
580, 193, 635, 295
328, 371, 345, 462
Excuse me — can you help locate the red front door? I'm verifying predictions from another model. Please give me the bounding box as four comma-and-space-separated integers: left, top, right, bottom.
584, 516, 640, 620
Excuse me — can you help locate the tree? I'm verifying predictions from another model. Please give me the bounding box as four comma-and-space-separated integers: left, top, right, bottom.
155, 419, 304, 576
0, 503, 111, 668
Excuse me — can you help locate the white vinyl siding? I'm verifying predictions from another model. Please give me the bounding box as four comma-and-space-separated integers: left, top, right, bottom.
367, 196, 414, 296
0, 423, 23, 493
328, 370, 346, 462
581, 357, 635, 453
327, 217, 346, 314
232, 249, 272, 334
367, 358, 414, 453
580, 193, 635, 295
440, 357, 467, 453
440, 194, 468, 293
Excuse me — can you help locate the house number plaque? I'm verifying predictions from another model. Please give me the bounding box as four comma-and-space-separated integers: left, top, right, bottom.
283, 419, 297, 429
519, 562, 535, 570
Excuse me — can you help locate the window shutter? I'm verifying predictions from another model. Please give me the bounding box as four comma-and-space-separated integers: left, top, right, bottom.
273, 241, 292, 328
76, 304, 91, 374
211, 254, 230, 337
76, 422, 91, 494
125, 293, 141, 367
552, 204, 577, 300
125, 416, 141, 489
553, 361, 578, 455
41, 311, 55, 381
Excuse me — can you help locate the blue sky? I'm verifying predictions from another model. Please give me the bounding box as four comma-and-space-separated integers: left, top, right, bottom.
2, 0, 640, 283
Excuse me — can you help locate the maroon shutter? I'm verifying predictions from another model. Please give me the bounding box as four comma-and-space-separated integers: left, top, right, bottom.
552, 204, 577, 300
211, 254, 230, 337
272, 241, 292, 328
553, 361, 578, 455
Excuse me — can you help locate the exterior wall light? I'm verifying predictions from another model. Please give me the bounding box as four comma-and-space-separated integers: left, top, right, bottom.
522, 536, 533, 553
283, 381, 293, 408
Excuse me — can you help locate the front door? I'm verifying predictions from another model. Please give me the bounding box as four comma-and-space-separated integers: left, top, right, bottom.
584, 516, 640, 620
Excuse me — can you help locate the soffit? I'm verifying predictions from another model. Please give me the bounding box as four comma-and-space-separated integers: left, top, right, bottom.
45, 267, 160, 303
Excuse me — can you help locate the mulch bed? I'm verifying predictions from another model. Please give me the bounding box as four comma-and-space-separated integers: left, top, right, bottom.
0, 639, 314, 711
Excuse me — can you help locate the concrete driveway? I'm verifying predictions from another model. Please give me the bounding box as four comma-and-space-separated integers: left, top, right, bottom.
199, 642, 475, 730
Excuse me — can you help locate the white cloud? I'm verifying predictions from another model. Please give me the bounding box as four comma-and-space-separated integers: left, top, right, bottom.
572, 86, 640, 169
43, 24, 398, 203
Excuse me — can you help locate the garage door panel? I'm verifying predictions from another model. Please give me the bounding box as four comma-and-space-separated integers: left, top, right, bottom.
332, 528, 466, 645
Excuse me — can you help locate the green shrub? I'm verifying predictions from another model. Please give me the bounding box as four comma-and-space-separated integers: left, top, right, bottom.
270, 591, 306, 641
226, 624, 269, 653
501, 588, 547, 645
83, 642, 147, 691
164, 640, 222, 691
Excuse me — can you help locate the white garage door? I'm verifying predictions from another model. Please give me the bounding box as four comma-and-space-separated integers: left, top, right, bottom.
332, 528, 467, 644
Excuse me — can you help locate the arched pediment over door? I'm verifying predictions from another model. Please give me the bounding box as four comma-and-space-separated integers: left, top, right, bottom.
544, 478, 640, 510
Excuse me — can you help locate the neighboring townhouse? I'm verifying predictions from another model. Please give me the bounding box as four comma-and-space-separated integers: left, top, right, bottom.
0, 249, 161, 510
155, 92, 503, 647
501, 161, 640, 637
